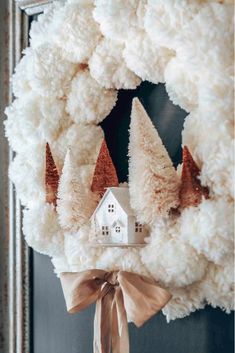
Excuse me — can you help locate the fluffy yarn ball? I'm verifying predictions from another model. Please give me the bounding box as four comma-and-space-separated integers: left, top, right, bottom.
66, 70, 118, 124
141, 223, 207, 287
51, 2, 101, 63
124, 30, 175, 84
180, 198, 234, 265
23, 202, 64, 257
4, 0, 234, 323
9, 144, 45, 207
5, 93, 70, 153
93, 0, 147, 42
89, 38, 141, 89
25, 43, 78, 98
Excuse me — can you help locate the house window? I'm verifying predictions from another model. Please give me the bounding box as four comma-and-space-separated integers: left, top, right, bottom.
115, 226, 121, 233
102, 226, 109, 236
135, 222, 143, 233
108, 204, 115, 213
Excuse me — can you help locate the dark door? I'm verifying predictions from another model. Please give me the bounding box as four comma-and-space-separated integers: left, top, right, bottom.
33, 83, 234, 353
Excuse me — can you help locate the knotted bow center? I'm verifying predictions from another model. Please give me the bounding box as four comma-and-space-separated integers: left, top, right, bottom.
103, 271, 119, 287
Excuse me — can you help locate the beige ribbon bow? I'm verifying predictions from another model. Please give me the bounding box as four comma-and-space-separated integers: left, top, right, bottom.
60, 270, 172, 353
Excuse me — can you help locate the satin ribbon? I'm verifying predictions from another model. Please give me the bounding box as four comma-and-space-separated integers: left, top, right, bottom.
60, 270, 172, 353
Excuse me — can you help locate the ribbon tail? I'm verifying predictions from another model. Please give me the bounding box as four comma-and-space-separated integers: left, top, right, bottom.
94, 286, 114, 353
111, 288, 129, 353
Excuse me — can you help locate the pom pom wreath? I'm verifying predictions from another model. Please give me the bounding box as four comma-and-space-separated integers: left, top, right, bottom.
66, 71, 118, 124
129, 98, 180, 224
45, 143, 60, 205
93, 0, 147, 42
57, 151, 99, 232
179, 146, 209, 209
123, 30, 175, 84
89, 38, 141, 89
91, 139, 119, 197
4, 0, 234, 322
51, 2, 101, 63
23, 202, 64, 257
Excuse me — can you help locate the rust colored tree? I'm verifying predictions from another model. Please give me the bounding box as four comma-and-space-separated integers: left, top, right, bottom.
45, 143, 60, 205
179, 146, 209, 209
91, 139, 119, 197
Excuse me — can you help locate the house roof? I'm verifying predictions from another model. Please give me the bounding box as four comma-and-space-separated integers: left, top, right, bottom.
93, 187, 135, 217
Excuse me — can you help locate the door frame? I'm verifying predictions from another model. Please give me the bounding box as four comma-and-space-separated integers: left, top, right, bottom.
0, 1, 51, 352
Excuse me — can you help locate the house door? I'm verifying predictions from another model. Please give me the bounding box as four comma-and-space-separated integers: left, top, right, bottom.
111, 224, 125, 243
0, 2, 233, 353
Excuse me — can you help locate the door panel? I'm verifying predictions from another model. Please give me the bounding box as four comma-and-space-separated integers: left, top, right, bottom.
33, 84, 234, 353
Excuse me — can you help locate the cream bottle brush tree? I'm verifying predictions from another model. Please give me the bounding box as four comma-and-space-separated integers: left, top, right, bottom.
128, 98, 180, 225
57, 149, 98, 232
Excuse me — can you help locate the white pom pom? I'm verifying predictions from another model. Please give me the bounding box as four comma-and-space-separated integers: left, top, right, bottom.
66, 71, 118, 124
162, 283, 205, 322
11, 48, 33, 97
141, 223, 207, 287
23, 202, 64, 257
144, 0, 201, 48
164, 57, 198, 112
175, 4, 233, 74
183, 108, 234, 198
52, 123, 104, 169
96, 248, 148, 276
9, 145, 45, 207
93, 0, 147, 42
64, 224, 103, 271
29, 2, 63, 49
51, 255, 71, 275
201, 260, 234, 313
5, 94, 70, 153
26, 44, 77, 98
180, 198, 234, 265
123, 30, 174, 84
89, 38, 141, 89
52, 2, 101, 63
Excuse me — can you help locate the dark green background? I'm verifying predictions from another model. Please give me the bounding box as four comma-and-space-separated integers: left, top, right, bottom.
33, 83, 234, 353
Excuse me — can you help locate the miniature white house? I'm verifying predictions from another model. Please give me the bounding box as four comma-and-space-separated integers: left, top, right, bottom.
90, 187, 148, 246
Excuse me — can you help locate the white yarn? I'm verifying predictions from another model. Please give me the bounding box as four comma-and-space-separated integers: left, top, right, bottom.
123, 30, 175, 84
51, 2, 101, 63
93, 0, 147, 43
23, 202, 64, 257
24, 43, 78, 98
89, 38, 141, 89
141, 222, 208, 288
66, 70, 118, 124
5, 93, 70, 153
